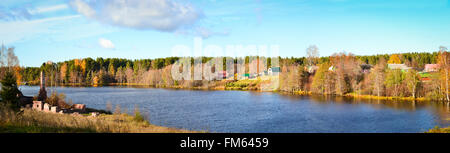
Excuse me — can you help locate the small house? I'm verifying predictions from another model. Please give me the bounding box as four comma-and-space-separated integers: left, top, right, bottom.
418, 72, 433, 82
307, 66, 319, 74
360, 64, 372, 73
328, 66, 335, 71
268, 67, 281, 76
424, 64, 439, 72
217, 71, 227, 79
388, 64, 411, 71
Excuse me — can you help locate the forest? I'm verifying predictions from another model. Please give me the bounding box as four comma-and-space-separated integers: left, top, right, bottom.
16, 46, 450, 102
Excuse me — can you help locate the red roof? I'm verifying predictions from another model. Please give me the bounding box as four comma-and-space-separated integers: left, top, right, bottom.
425, 64, 439, 69
420, 77, 431, 81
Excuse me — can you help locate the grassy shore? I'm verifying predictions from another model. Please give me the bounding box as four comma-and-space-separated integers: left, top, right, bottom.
0, 107, 198, 133
344, 93, 428, 102
426, 126, 450, 133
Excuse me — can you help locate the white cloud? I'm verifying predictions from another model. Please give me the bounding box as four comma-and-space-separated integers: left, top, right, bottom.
29, 4, 69, 15
0, 4, 70, 20
70, 0, 203, 32
0, 15, 81, 44
98, 38, 115, 49
70, 0, 96, 18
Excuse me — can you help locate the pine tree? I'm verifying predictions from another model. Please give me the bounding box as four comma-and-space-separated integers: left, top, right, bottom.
0, 70, 21, 110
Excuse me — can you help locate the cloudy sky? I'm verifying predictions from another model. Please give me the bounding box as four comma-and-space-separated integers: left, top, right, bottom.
1, 0, 450, 67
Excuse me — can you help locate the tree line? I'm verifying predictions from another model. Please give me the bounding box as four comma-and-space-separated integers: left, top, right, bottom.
17, 47, 449, 102
279, 46, 448, 102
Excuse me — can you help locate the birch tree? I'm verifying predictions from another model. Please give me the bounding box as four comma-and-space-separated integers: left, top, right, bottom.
438, 46, 449, 102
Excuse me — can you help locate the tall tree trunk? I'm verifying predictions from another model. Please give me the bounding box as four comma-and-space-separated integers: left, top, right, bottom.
446, 69, 449, 102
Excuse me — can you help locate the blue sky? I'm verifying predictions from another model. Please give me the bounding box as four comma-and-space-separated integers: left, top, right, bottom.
1, 0, 450, 67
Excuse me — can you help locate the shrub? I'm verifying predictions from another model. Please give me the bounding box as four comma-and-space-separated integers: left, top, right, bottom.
46, 92, 71, 109
133, 111, 145, 123
133, 105, 146, 123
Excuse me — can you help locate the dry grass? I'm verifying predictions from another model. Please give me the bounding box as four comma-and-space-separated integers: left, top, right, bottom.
0, 106, 198, 133
344, 93, 427, 102
426, 126, 450, 133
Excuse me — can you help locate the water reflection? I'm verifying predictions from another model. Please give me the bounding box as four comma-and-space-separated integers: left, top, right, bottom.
279, 93, 450, 124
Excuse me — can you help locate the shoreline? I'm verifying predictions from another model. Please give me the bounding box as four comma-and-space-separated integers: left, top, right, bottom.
21, 83, 442, 103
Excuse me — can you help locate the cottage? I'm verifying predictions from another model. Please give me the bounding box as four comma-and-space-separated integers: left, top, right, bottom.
268, 67, 281, 76
328, 66, 335, 71
360, 64, 372, 73
307, 66, 319, 74
217, 71, 227, 79
388, 64, 411, 71
419, 72, 433, 82
424, 64, 439, 72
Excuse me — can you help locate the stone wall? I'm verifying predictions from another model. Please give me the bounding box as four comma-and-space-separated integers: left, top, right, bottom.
30, 101, 98, 117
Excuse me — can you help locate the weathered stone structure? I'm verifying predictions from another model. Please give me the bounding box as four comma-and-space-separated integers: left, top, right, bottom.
91, 112, 99, 117
43, 103, 50, 112
51, 106, 60, 113
73, 104, 86, 110
24, 70, 99, 116
37, 71, 47, 101
30, 100, 96, 116
32, 101, 43, 111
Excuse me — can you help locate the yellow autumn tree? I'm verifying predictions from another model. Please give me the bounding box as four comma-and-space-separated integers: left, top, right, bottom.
74, 59, 81, 67
60, 63, 67, 83
13, 66, 22, 85
387, 54, 402, 64
437, 50, 449, 102
81, 59, 87, 74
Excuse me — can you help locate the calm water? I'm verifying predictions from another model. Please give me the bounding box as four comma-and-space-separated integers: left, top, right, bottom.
20, 86, 450, 133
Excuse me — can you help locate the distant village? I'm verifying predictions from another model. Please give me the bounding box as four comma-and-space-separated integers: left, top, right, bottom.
216, 61, 439, 83
306, 63, 439, 82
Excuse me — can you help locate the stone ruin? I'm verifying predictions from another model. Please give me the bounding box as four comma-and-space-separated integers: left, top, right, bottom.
25, 71, 99, 117
30, 101, 98, 117
43, 103, 50, 112
32, 101, 43, 111
73, 104, 86, 110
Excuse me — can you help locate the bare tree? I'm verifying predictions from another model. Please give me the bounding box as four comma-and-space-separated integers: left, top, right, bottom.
125, 67, 134, 84
306, 45, 319, 66
370, 57, 387, 97
7, 47, 19, 68
0, 44, 6, 67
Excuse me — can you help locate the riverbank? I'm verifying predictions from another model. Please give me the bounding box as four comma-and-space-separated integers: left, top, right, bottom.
23, 81, 443, 103
0, 106, 198, 133
427, 126, 450, 133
